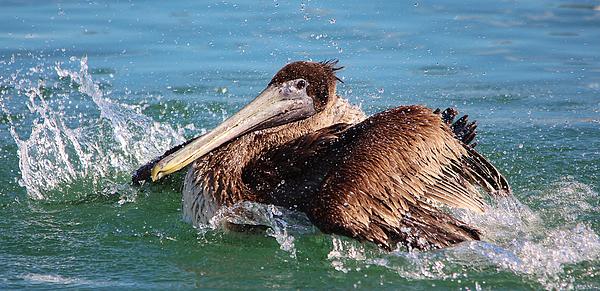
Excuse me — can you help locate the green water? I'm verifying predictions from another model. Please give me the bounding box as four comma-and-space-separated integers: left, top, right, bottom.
1, 0, 599, 289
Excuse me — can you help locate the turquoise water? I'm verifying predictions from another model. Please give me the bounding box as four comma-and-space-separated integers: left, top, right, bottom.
1, 0, 599, 289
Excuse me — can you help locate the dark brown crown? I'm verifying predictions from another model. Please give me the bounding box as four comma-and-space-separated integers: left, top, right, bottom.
269, 60, 343, 111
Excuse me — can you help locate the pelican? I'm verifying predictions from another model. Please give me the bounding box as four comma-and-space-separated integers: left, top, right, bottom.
133, 60, 511, 251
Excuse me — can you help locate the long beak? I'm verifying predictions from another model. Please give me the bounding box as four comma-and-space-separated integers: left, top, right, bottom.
150, 79, 314, 181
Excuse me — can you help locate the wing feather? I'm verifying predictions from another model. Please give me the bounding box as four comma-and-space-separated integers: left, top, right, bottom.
244, 105, 510, 250
304, 105, 510, 250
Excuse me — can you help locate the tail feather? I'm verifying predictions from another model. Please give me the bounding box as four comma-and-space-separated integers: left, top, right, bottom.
435, 107, 478, 147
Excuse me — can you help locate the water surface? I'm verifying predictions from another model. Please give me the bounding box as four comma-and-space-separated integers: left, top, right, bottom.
1, 0, 599, 289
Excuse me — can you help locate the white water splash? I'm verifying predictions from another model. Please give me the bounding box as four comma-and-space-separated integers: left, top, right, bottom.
325, 178, 600, 290
327, 237, 371, 273
1, 56, 185, 200
55, 57, 184, 165
206, 201, 312, 258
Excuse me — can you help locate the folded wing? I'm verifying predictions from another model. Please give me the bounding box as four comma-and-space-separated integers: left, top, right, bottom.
246, 105, 511, 250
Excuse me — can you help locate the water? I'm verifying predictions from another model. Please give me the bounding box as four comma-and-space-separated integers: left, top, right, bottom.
1, 0, 599, 289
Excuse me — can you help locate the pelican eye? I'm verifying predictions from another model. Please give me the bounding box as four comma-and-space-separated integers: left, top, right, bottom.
296, 79, 306, 90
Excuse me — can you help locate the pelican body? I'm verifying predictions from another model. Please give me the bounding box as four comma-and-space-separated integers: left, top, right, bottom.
133, 60, 511, 251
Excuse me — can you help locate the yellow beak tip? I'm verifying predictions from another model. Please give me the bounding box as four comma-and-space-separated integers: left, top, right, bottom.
150, 167, 161, 182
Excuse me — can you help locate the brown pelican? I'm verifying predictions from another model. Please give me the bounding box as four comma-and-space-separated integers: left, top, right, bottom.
133, 60, 511, 251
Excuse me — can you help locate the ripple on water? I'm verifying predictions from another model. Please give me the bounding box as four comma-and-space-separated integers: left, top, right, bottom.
417, 65, 460, 76
20, 273, 181, 289
548, 31, 580, 37
558, 3, 600, 10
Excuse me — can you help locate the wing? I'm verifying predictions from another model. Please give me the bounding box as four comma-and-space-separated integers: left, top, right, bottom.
242, 123, 353, 208
248, 105, 510, 250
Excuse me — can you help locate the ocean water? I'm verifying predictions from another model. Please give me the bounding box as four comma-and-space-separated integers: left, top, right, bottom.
1, 0, 599, 289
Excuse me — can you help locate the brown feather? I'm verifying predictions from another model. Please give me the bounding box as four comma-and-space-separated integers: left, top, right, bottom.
241, 104, 510, 250
261, 105, 510, 250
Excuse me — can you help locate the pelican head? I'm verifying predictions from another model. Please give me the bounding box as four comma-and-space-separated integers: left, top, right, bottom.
150, 60, 342, 181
